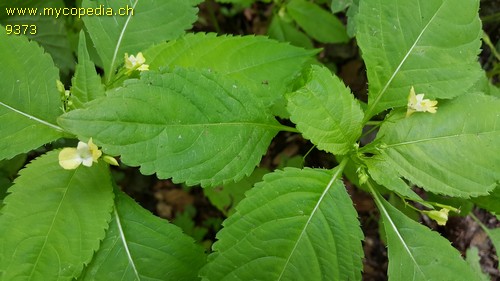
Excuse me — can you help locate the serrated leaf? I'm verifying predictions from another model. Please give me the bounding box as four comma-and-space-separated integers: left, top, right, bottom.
201, 167, 364, 280
0, 150, 114, 280
58, 68, 281, 187
287, 65, 364, 155
372, 189, 478, 281
473, 186, 500, 214
374, 94, 500, 197
287, 0, 349, 44
144, 33, 317, 116
82, 0, 198, 82
357, 0, 483, 119
0, 27, 64, 160
267, 15, 314, 49
365, 155, 424, 203
0, 0, 75, 75
79, 189, 206, 281
70, 31, 105, 108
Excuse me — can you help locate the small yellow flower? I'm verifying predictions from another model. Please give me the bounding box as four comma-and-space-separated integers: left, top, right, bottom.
58, 138, 102, 170
124, 52, 149, 73
424, 208, 450, 226
406, 86, 438, 117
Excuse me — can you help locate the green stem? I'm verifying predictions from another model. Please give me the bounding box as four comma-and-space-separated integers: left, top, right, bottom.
469, 212, 487, 231
332, 156, 349, 178
207, 0, 221, 34
481, 12, 500, 24
303, 144, 316, 161
483, 31, 500, 61
105, 68, 127, 88
366, 180, 384, 208
360, 123, 381, 139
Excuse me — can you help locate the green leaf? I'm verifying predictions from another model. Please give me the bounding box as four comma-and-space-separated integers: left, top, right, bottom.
204, 167, 268, 216
371, 188, 478, 281
0, 177, 10, 203
357, 0, 483, 119
287, 0, 349, 44
365, 155, 425, 203
0, 0, 75, 75
267, 15, 314, 49
465, 247, 490, 281
0, 27, 64, 161
0, 154, 27, 203
0, 153, 26, 178
58, 68, 281, 187
70, 31, 105, 108
0, 150, 114, 280
171, 205, 208, 243
374, 93, 500, 197
79, 189, 206, 281
287, 65, 364, 155
144, 33, 317, 116
473, 186, 500, 214
81, 0, 198, 82
201, 167, 364, 280
489, 83, 500, 98
345, 0, 359, 37
331, 0, 353, 13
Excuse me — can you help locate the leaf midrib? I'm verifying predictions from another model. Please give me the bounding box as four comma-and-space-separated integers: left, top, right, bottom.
364, 1, 445, 121
28, 170, 77, 280
0, 100, 63, 132
114, 205, 141, 280
62, 118, 288, 132
371, 188, 427, 279
384, 130, 498, 148
107, 0, 139, 83
277, 162, 346, 281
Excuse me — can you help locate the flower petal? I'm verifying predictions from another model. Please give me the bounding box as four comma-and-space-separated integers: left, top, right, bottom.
407, 86, 417, 107
81, 157, 94, 167
137, 64, 149, 71
136, 52, 146, 65
124, 53, 134, 70
87, 138, 102, 162
59, 148, 82, 169
425, 209, 449, 226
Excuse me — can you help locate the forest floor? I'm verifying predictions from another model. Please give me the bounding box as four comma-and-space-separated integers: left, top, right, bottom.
117, 1, 500, 280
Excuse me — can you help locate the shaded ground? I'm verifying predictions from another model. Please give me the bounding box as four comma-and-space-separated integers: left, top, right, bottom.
115, 1, 500, 280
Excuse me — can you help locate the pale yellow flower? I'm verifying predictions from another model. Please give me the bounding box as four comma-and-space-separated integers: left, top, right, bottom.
424, 208, 449, 226
59, 138, 102, 170
124, 52, 149, 73
406, 86, 438, 117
